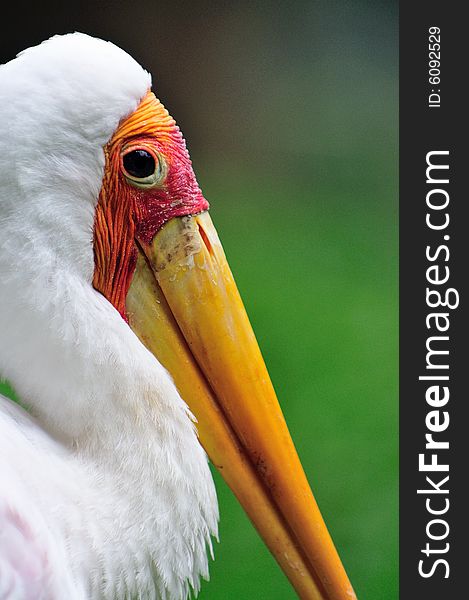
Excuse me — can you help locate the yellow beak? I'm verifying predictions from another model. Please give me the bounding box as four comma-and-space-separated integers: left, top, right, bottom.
126, 211, 355, 600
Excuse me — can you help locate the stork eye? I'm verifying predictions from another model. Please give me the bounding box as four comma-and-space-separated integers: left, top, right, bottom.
124, 149, 155, 178
121, 147, 165, 188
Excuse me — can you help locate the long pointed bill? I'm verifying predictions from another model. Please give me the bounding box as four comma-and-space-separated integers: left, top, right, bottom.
126, 212, 355, 600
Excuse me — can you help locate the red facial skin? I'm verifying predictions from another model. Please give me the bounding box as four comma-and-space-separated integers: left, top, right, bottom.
93, 91, 209, 319
131, 135, 209, 245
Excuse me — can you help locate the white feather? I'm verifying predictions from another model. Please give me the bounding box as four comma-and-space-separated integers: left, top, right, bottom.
0, 33, 218, 599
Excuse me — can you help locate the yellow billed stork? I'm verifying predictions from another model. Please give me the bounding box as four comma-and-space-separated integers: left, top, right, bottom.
0, 33, 355, 600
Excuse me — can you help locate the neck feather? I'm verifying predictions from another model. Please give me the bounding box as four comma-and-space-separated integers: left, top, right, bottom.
0, 250, 218, 599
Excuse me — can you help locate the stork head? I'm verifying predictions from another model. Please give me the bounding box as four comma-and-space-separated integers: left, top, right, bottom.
0, 34, 354, 600
92, 88, 209, 319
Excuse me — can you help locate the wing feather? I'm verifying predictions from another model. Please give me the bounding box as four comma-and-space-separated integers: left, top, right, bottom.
0, 396, 79, 600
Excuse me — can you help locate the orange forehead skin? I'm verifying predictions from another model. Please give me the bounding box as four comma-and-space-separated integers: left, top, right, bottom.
93, 90, 209, 319
109, 90, 179, 149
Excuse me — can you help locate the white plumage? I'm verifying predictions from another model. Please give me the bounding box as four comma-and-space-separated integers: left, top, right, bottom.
0, 33, 218, 600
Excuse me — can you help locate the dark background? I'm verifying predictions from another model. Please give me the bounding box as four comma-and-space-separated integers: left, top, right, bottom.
1, 2, 398, 598
400, 5, 466, 598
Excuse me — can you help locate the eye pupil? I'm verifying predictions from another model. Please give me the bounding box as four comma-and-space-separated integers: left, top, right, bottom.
123, 149, 156, 179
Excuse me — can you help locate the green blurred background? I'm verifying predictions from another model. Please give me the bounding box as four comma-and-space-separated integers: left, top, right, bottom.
0, 1, 397, 598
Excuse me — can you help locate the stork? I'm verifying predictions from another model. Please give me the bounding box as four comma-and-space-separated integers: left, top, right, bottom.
0, 34, 355, 600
